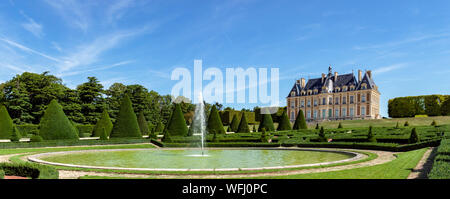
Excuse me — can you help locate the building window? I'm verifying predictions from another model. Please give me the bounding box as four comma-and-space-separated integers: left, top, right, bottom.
350, 96, 354, 104
329, 97, 333, 105
307, 100, 311, 107
343, 96, 347, 104
322, 98, 326, 105
314, 110, 318, 119
307, 110, 311, 119
342, 108, 347, 117
314, 99, 318, 106
301, 100, 305, 107
290, 101, 295, 108
322, 109, 326, 119
335, 109, 339, 118
362, 94, 366, 103
350, 108, 354, 117
328, 109, 332, 118
335, 97, 339, 105
361, 107, 366, 116
291, 111, 295, 119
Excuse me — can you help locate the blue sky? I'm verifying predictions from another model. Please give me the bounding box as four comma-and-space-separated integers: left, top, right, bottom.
1, 0, 450, 117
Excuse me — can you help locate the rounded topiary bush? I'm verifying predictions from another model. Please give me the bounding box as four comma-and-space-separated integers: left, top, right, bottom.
110, 95, 142, 138
207, 105, 225, 134
293, 109, 307, 130
38, 100, 79, 140
92, 110, 113, 137
30, 135, 43, 142
0, 105, 14, 139
409, 128, 419, 143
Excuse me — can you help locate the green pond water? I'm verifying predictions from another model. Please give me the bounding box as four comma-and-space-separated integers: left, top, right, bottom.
40, 149, 354, 169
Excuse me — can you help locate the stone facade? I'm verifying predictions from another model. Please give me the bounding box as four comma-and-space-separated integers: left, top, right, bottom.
286, 66, 380, 122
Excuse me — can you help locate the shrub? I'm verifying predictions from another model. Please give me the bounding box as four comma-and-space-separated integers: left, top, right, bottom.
39, 100, 79, 140
338, 122, 343, 129
0, 162, 58, 179
138, 112, 150, 135
404, 121, 409, 126
110, 95, 142, 138
431, 120, 437, 126
148, 127, 157, 139
258, 113, 275, 132
260, 128, 270, 143
229, 114, 239, 132
30, 135, 43, 142
16, 124, 38, 137
76, 125, 94, 137
10, 126, 21, 142
207, 105, 225, 134
277, 110, 292, 131
165, 103, 188, 136
0, 169, 4, 179
318, 127, 327, 142
395, 122, 400, 129
367, 126, 377, 142
315, 123, 319, 130
253, 125, 257, 132
236, 112, 250, 133
92, 110, 113, 137
211, 130, 219, 142
293, 109, 307, 130
408, 128, 419, 143
0, 105, 14, 139
162, 130, 172, 142
99, 127, 108, 140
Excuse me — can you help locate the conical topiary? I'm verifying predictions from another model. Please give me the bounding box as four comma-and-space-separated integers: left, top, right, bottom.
99, 127, 108, 140
92, 110, 113, 137
237, 112, 250, 133
10, 126, 21, 142
0, 105, 14, 139
165, 103, 188, 136
260, 128, 270, 143
229, 114, 239, 132
293, 109, 307, 130
409, 128, 419, 143
110, 95, 142, 138
39, 100, 79, 140
315, 123, 319, 129
277, 110, 292, 131
138, 112, 150, 135
431, 120, 437, 126
395, 122, 400, 129
367, 126, 376, 142
258, 114, 275, 132
162, 130, 172, 142
338, 122, 343, 129
207, 105, 225, 134
404, 121, 409, 126
318, 127, 327, 142
253, 125, 257, 132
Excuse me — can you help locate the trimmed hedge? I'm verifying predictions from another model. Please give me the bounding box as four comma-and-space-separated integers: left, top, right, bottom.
164, 103, 188, 136
0, 169, 4, 179
0, 138, 150, 149
277, 110, 292, 131
236, 112, 250, 133
0, 162, 58, 179
92, 110, 113, 137
16, 124, 39, 137
110, 95, 142, 138
76, 125, 94, 138
429, 138, 450, 179
0, 105, 14, 139
388, 95, 448, 118
220, 110, 256, 125
39, 100, 79, 140
207, 105, 225, 134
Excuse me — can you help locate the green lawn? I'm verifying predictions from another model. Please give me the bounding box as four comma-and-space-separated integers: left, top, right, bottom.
256, 148, 427, 179
310, 116, 450, 129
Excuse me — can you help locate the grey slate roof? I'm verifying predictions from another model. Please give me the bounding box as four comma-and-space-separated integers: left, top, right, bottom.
288, 70, 376, 97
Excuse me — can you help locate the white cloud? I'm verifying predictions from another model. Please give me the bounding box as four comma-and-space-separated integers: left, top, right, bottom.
373, 63, 407, 75
44, 0, 90, 32
0, 38, 61, 62
20, 11, 44, 38
106, 0, 135, 24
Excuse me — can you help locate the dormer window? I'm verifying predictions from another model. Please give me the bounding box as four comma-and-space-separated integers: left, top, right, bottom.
361, 83, 367, 90
343, 86, 348, 92
291, 92, 295, 97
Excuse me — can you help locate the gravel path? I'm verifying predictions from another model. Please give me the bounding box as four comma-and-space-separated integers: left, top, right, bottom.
53, 149, 396, 179
407, 147, 435, 179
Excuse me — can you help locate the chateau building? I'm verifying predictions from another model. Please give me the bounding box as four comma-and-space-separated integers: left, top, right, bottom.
287, 66, 380, 122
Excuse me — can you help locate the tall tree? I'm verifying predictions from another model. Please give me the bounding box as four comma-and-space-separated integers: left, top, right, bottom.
77, 77, 105, 124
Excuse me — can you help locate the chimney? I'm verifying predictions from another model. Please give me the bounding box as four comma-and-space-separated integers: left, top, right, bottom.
358, 70, 362, 82
334, 72, 338, 82
367, 70, 372, 79
301, 78, 306, 88
322, 73, 325, 83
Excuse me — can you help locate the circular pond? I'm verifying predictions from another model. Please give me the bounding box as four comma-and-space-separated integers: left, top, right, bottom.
28, 148, 362, 171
